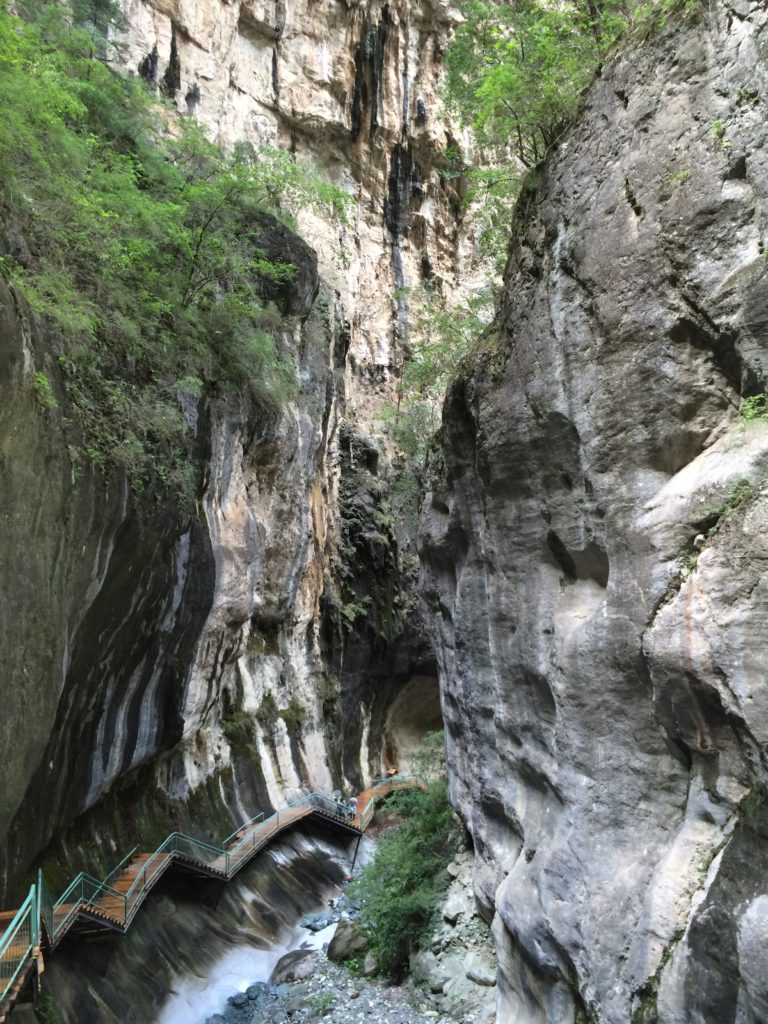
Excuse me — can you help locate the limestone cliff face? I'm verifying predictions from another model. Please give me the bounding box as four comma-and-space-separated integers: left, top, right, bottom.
107, 0, 456, 804
419, 4, 768, 1022
1, 0, 456, 892
118, 0, 469, 403
0, 223, 342, 897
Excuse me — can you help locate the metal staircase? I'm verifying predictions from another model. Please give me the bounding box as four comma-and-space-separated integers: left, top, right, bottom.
0, 775, 421, 1020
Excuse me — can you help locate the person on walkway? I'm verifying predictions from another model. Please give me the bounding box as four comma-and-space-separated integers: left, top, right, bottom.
348, 796, 358, 819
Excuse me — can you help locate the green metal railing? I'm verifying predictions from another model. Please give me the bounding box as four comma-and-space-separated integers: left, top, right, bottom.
0, 885, 38, 1006
223, 812, 264, 845
37, 870, 54, 948
0, 774, 423, 1014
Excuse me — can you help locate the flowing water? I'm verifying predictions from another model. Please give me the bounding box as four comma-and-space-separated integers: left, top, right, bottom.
157, 944, 288, 1024
156, 912, 339, 1024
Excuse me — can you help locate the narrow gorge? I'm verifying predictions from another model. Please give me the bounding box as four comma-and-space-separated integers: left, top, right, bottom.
1, 0, 767, 1022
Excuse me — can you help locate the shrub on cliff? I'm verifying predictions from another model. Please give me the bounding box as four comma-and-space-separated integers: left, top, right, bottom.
444, 0, 702, 262
350, 779, 457, 976
0, 1, 348, 498
349, 735, 458, 977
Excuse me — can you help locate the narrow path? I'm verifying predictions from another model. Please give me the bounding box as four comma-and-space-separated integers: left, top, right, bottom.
0, 775, 421, 1022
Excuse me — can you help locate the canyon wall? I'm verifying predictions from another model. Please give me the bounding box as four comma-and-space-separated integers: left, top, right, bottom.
0, 227, 338, 896
0, 0, 459, 900
419, 3, 768, 1022
118, 0, 472, 406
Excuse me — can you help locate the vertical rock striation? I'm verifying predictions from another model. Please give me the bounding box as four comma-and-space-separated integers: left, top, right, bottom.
0, 222, 345, 897
1, 0, 461, 891
118, 0, 470, 398
420, 4, 768, 1021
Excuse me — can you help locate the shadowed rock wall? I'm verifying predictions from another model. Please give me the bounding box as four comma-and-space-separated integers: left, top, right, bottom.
0, 219, 345, 900
419, 4, 768, 1021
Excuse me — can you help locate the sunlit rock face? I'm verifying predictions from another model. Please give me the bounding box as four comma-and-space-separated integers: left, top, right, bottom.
118, 0, 473, 406
1, 0, 466, 896
419, 4, 768, 1022
108, 0, 469, 799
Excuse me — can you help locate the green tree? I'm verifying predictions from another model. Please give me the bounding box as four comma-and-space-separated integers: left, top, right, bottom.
443, 0, 700, 262
384, 286, 495, 466
0, 0, 350, 497
349, 758, 457, 976
446, 0, 620, 168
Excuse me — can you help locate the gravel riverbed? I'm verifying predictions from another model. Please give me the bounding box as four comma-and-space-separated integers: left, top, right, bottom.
206, 948, 471, 1024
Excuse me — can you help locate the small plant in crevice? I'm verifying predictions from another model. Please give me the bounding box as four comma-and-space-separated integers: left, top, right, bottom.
708, 117, 731, 149
220, 709, 256, 750
318, 672, 342, 723
340, 595, 373, 630
35, 991, 62, 1024
678, 479, 754, 577
659, 167, 692, 199
309, 990, 335, 1012
255, 691, 280, 729
741, 393, 768, 421
279, 696, 306, 731
705, 479, 754, 537
31, 371, 59, 410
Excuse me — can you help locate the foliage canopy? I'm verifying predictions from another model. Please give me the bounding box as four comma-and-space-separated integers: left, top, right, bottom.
0, 1, 349, 498
444, 0, 701, 262
349, 732, 457, 976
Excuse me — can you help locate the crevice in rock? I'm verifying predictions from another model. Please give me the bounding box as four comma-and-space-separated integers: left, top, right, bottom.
161, 24, 181, 97
138, 45, 158, 83
725, 153, 748, 180
237, 5, 280, 43
670, 302, 743, 394
382, 674, 442, 772
349, 7, 389, 140
546, 531, 609, 588
185, 82, 200, 114
624, 177, 644, 219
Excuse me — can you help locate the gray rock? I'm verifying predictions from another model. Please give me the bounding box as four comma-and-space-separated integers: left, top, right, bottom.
737, 896, 768, 1021
411, 950, 451, 993
280, 982, 312, 1013
363, 952, 378, 976
419, 3, 768, 1022
228, 992, 250, 1008
270, 949, 319, 985
301, 913, 334, 932
442, 890, 472, 926
326, 920, 367, 962
464, 951, 496, 988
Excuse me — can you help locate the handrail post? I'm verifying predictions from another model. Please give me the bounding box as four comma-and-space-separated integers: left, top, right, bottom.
33, 879, 40, 949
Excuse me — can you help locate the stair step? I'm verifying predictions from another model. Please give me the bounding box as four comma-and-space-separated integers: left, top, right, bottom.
1, 778, 415, 1017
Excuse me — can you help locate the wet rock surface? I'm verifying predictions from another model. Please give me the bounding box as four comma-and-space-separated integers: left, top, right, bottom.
40, 833, 356, 1024
205, 840, 496, 1024
208, 946, 472, 1024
